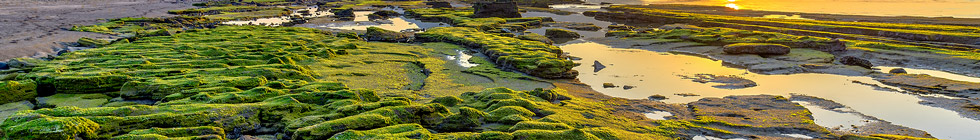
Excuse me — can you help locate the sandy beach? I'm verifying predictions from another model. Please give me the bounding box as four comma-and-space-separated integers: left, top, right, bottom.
0, 0, 197, 61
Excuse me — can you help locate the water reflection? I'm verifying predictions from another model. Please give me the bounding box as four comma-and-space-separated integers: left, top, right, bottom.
724, 3, 739, 10
223, 6, 333, 26
591, 0, 980, 18
874, 66, 980, 83
561, 42, 980, 139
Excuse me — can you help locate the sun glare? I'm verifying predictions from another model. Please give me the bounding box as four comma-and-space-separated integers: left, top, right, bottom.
725, 3, 740, 10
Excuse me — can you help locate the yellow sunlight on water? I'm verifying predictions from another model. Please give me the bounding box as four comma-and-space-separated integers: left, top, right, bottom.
725, 3, 740, 10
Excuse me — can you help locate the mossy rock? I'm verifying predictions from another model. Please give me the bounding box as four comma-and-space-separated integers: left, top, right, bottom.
512, 129, 601, 140
0, 101, 34, 124
1, 116, 101, 140
35, 94, 111, 108
112, 126, 226, 140
508, 121, 573, 131
364, 27, 409, 42
6, 58, 43, 69
517, 33, 554, 45
0, 80, 37, 105
330, 124, 432, 139
430, 96, 463, 106
77, 37, 110, 48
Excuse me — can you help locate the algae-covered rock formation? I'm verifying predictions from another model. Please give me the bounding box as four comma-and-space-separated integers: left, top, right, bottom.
545, 28, 582, 39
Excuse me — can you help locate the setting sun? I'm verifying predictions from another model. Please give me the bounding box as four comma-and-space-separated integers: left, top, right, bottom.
725, 3, 740, 10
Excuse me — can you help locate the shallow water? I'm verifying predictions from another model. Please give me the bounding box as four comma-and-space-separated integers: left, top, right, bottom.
585, 0, 980, 18
446, 50, 479, 68
642, 111, 672, 120
561, 42, 980, 139
793, 101, 872, 131
223, 6, 332, 26
875, 66, 980, 83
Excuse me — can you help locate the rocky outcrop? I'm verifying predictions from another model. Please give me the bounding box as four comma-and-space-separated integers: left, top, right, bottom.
545, 28, 581, 39
544, 22, 601, 31
658, 24, 702, 30
472, 1, 520, 18
425, 1, 452, 8
0, 79, 37, 105
681, 74, 757, 89
722, 43, 791, 55
331, 8, 354, 17
365, 27, 410, 42
690, 95, 832, 139
6, 57, 42, 69
367, 10, 400, 19
516, 33, 554, 45
839, 56, 873, 69
875, 73, 980, 97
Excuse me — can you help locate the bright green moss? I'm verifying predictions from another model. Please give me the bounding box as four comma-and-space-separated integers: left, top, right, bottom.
517, 33, 554, 45
512, 129, 601, 140
329, 124, 432, 139
293, 114, 394, 139
0, 80, 37, 104
508, 121, 573, 131
488, 106, 535, 122
430, 96, 463, 106
119, 126, 226, 139
1, 116, 100, 140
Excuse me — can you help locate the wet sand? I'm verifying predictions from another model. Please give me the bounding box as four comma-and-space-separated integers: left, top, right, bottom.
0, 0, 197, 61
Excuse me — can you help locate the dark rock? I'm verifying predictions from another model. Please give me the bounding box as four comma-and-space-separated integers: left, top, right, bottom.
425, 1, 452, 8
607, 25, 634, 31
0, 62, 8, 70
839, 56, 873, 69
623, 85, 636, 90
367, 10, 400, 19
602, 83, 617, 88
545, 22, 601, 31
331, 8, 354, 17
648, 95, 667, 100
600, 2, 613, 5
658, 24, 702, 30
674, 93, 700, 97
722, 43, 791, 55
364, 27, 410, 42
7, 58, 41, 69
472, 1, 520, 18
545, 28, 580, 39
56, 49, 71, 56
889, 68, 907, 74
592, 60, 606, 72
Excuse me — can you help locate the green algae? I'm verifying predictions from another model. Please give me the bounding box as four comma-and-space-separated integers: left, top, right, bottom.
0, 80, 37, 105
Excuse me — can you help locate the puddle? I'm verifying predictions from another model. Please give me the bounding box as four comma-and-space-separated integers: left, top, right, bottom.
780, 133, 814, 139
875, 66, 980, 83
223, 6, 332, 26
561, 42, 980, 139
794, 101, 872, 131
643, 111, 672, 120
446, 50, 479, 68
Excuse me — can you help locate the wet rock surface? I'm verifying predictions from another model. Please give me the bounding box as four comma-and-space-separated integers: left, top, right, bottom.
722, 43, 791, 55
874, 73, 980, 97
689, 95, 831, 139
680, 74, 757, 89
365, 27, 410, 42
424, 1, 452, 8
544, 22, 602, 31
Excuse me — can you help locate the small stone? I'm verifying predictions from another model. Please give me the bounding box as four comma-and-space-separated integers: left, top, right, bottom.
674, 93, 700, 97
623, 85, 636, 90
602, 83, 617, 88
592, 60, 606, 72
648, 95, 667, 100
839, 56, 873, 69
889, 68, 907, 74
0, 62, 8, 70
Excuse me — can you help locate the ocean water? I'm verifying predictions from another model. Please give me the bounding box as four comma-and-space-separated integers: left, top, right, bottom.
587, 0, 980, 18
